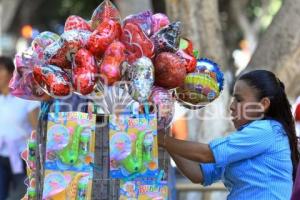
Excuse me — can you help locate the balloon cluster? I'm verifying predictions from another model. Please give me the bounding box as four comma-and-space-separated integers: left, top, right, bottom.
9, 0, 224, 129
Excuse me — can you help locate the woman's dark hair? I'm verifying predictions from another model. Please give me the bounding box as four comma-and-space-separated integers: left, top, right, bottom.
239, 70, 299, 181
0, 56, 15, 74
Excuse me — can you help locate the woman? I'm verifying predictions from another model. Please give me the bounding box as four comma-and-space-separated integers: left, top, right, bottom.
0, 56, 39, 200
158, 70, 299, 199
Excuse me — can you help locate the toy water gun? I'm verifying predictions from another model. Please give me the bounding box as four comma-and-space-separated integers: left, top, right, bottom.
121, 131, 146, 173
58, 125, 84, 165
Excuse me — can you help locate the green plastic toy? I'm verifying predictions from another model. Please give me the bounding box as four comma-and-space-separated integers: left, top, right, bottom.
58, 125, 84, 165
121, 131, 145, 173
120, 131, 154, 174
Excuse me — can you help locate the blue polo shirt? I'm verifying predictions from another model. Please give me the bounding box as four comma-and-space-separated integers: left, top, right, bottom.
200, 119, 293, 200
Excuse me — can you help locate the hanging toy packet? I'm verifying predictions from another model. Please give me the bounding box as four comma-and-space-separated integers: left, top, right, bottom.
43, 112, 96, 200
109, 113, 159, 179
45, 112, 96, 171
42, 170, 93, 200
119, 180, 168, 200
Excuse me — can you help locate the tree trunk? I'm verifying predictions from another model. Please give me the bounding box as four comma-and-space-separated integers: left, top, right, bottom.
114, 0, 152, 18
165, 0, 228, 68
165, 0, 234, 142
244, 0, 300, 99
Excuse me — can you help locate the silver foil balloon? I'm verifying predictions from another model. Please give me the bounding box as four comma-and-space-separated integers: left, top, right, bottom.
122, 57, 154, 102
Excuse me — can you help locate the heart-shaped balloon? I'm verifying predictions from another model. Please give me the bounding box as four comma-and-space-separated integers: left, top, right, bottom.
87, 19, 121, 59
123, 10, 153, 36
149, 86, 174, 130
9, 50, 51, 101
151, 13, 170, 35
31, 31, 60, 60
176, 50, 197, 73
72, 49, 98, 95
64, 15, 91, 32
33, 64, 72, 97
121, 22, 154, 63
122, 57, 154, 102
44, 30, 90, 69
44, 39, 70, 69
154, 52, 186, 89
100, 41, 126, 86
179, 38, 194, 56
61, 30, 90, 61
90, 0, 121, 30
151, 21, 181, 54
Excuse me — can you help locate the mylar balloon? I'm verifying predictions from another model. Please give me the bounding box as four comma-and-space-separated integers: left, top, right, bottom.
9, 50, 51, 101
44, 30, 89, 69
176, 49, 197, 73
31, 31, 60, 60
33, 65, 72, 97
122, 57, 154, 102
87, 19, 121, 58
151, 13, 170, 35
64, 15, 91, 32
151, 21, 181, 54
174, 58, 224, 109
72, 49, 98, 95
100, 41, 126, 86
123, 10, 153, 36
121, 22, 154, 63
90, 0, 121, 30
154, 52, 186, 89
149, 86, 174, 130
179, 38, 194, 56
196, 58, 224, 91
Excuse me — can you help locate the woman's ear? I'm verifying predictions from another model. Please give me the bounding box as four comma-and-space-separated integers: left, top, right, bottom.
260, 97, 271, 112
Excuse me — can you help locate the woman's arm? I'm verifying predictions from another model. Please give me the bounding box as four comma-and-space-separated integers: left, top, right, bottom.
158, 132, 215, 163
168, 150, 203, 184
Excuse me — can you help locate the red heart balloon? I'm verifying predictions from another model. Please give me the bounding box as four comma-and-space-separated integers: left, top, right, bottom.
72, 49, 98, 95
64, 15, 91, 32
90, 0, 121, 30
87, 19, 122, 58
44, 41, 71, 69
44, 31, 89, 69
100, 41, 126, 85
154, 52, 186, 89
33, 65, 71, 96
176, 50, 197, 73
121, 22, 154, 63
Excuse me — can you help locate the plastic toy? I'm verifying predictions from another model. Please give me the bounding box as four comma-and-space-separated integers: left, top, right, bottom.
120, 131, 146, 173
58, 125, 84, 165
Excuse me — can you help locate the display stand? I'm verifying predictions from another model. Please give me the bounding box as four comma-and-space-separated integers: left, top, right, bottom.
34, 109, 170, 200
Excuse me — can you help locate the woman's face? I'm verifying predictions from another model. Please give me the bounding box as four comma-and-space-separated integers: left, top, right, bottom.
230, 80, 265, 129
0, 65, 12, 89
